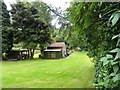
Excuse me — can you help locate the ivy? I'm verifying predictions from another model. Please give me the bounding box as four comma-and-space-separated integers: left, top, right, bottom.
67, 2, 120, 89
97, 10, 120, 88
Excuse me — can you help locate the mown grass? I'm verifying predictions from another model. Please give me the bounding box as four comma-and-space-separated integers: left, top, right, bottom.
2, 51, 94, 88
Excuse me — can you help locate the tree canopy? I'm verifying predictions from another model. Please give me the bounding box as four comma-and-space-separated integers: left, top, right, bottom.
2, 2, 13, 53
66, 2, 120, 88
10, 1, 54, 58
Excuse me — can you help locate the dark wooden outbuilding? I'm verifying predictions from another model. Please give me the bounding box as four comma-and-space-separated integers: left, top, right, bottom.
7, 50, 29, 60
43, 42, 66, 59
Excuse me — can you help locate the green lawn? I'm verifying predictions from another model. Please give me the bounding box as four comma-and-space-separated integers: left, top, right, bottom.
2, 52, 94, 88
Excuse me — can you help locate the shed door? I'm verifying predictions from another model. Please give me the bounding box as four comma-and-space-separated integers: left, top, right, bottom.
50, 52, 56, 58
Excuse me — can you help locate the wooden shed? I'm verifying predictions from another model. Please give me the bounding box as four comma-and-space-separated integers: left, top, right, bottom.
43, 42, 66, 59
7, 50, 29, 60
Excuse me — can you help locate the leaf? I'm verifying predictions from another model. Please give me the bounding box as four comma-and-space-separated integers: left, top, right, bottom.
103, 60, 109, 66
112, 34, 119, 40
113, 65, 119, 74
109, 48, 119, 53
110, 61, 118, 65
106, 54, 113, 59
100, 57, 109, 66
109, 13, 114, 21
114, 48, 120, 60
110, 73, 115, 77
111, 12, 120, 26
112, 73, 120, 82
100, 57, 107, 61
116, 38, 120, 47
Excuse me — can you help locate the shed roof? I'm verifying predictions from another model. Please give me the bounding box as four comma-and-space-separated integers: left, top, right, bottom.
48, 42, 65, 47
10, 49, 28, 52
44, 49, 62, 52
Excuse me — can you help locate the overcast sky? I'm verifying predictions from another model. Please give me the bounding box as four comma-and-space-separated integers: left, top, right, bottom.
3, 0, 73, 28
4, 0, 73, 10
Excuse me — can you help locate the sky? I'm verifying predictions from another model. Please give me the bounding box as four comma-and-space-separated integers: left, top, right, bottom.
3, 0, 120, 10
3, 0, 73, 28
4, 0, 73, 10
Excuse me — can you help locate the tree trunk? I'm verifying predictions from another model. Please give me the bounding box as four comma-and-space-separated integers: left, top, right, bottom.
27, 49, 30, 59
32, 49, 35, 58
40, 50, 44, 58
30, 49, 35, 59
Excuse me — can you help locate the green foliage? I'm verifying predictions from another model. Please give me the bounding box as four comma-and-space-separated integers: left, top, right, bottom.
109, 10, 120, 26
31, 1, 52, 24
98, 34, 120, 88
10, 1, 53, 57
67, 2, 120, 88
2, 2, 13, 53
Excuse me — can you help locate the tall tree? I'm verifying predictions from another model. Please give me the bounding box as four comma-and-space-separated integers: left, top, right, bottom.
67, 2, 120, 88
31, 1, 54, 51
31, 1, 52, 24
2, 2, 13, 53
10, 1, 52, 58
0, 29, 1, 60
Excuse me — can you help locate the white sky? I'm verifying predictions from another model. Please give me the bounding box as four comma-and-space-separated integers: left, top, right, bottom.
4, 0, 73, 28
4, 0, 73, 10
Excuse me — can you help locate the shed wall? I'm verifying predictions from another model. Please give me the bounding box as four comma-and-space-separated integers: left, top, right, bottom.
43, 51, 62, 59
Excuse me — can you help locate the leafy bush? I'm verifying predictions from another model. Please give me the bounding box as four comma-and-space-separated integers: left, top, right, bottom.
67, 2, 120, 88
2, 53, 7, 60
94, 11, 120, 88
